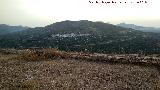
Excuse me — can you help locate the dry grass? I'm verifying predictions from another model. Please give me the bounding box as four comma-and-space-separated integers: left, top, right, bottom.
19, 49, 160, 68
0, 49, 160, 90
20, 48, 63, 61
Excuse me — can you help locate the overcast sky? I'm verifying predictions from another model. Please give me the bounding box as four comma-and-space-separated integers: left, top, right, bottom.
0, 0, 160, 27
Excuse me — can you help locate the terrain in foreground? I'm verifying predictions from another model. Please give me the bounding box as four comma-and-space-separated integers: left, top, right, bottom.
0, 49, 160, 90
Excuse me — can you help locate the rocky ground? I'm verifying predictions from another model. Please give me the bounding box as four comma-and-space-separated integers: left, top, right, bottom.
0, 49, 160, 90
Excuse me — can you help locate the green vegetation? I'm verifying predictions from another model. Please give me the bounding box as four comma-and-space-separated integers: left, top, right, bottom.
0, 20, 160, 54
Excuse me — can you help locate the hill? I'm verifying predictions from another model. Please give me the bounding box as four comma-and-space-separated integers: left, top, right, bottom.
117, 23, 160, 33
0, 24, 29, 35
0, 20, 160, 54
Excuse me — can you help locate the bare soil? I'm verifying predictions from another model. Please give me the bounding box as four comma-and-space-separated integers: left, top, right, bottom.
0, 51, 160, 90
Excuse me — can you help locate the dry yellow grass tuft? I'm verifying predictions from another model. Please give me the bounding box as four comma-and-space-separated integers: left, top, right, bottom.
20, 48, 63, 61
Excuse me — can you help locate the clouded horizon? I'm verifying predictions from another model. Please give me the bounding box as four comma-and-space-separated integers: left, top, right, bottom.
0, 0, 160, 27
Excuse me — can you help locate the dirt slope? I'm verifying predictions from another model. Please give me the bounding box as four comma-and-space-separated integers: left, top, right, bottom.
0, 50, 160, 90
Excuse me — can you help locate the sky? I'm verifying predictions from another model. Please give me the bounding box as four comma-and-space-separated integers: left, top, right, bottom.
0, 0, 160, 27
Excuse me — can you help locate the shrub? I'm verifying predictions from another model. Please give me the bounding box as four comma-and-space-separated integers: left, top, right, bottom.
20, 48, 63, 61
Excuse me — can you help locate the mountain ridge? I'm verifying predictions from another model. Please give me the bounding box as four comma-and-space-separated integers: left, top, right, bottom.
117, 23, 160, 33
0, 20, 160, 54
0, 24, 29, 35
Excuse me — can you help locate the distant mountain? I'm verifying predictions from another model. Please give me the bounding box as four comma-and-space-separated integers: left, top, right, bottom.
0, 24, 29, 35
0, 20, 160, 54
117, 23, 160, 33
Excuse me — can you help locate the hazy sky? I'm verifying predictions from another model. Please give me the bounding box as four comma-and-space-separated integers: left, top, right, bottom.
0, 0, 160, 27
